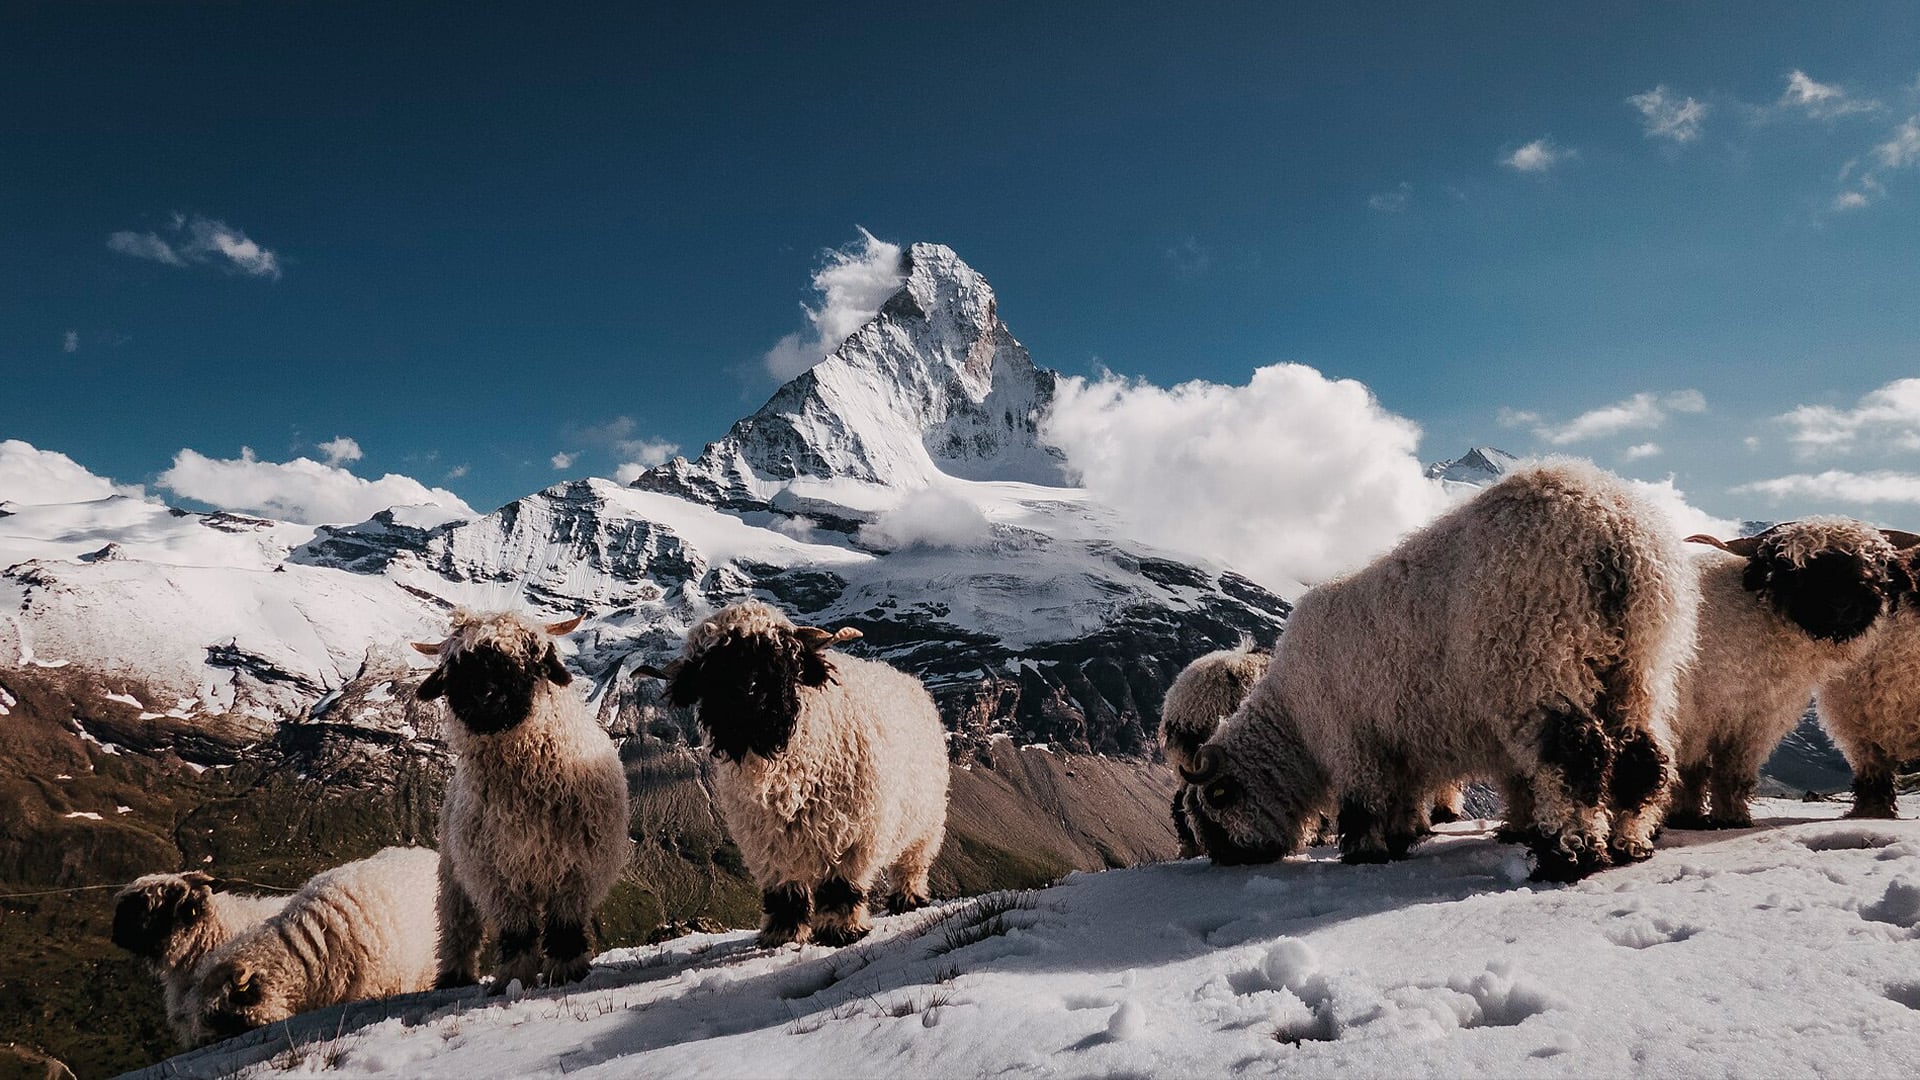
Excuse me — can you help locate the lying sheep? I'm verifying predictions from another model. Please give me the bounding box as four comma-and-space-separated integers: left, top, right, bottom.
1817, 531, 1920, 818
1180, 459, 1697, 882
111, 872, 288, 1047
414, 611, 631, 990
1670, 520, 1915, 828
644, 601, 948, 947
1161, 641, 1272, 856
188, 846, 439, 1044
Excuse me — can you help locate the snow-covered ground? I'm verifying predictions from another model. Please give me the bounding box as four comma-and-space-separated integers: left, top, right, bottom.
143, 797, 1920, 1079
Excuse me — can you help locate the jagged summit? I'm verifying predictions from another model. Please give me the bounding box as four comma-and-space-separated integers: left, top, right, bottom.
636, 243, 1067, 509
1424, 446, 1520, 488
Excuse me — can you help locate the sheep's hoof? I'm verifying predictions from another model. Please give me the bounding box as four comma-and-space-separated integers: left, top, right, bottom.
1529, 844, 1608, 884
434, 970, 479, 991
812, 923, 871, 947
1338, 847, 1391, 865
885, 892, 930, 916
1704, 814, 1753, 830
1427, 803, 1461, 826
1661, 810, 1714, 831
1492, 823, 1530, 845
543, 955, 591, 987
757, 923, 811, 949
1608, 839, 1655, 864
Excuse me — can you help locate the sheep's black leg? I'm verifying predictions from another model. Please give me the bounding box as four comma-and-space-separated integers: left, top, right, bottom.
435, 864, 486, 989
1607, 727, 1670, 861
541, 913, 592, 987
810, 876, 871, 947
759, 882, 812, 947
1664, 760, 1713, 830
1529, 708, 1612, 883
1336, 797, 1391, 864
490, 922, 543, 993
1847, 763, 1900, 820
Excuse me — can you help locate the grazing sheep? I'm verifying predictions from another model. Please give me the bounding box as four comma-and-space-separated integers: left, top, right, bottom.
1159, 642, 1469, 857
188, 846, 439, 1045
111, 872, 288, 1047
414, 610, 631, 990
1670, 521, 1915, 828
644, 601, 948, 947
1179, 459, 1697, 882
1161, 641, 1272, 856
1817, 531, 1920, 818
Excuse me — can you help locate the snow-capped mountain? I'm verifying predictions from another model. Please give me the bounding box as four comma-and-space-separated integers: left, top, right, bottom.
1423, 446, 1519, 492
0, 244, 1292, 1073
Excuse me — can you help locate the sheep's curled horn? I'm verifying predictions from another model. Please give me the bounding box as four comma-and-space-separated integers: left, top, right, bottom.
1683, 523, 1788, 558
1179, 744, 1222, 786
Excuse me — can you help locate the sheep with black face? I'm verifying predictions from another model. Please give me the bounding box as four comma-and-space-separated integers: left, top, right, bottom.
645, 601, 948, 948
111, 872, 288, 1047
414, 610, 631, 990
1179, 460, 1697, 882
1817, 532, 1920, 818
187, 846, 438, 1045
1668, 520, 1915, 829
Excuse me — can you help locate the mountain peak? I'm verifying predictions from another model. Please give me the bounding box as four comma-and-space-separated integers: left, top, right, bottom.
637, 243, 1066, 509
1424, 446, 1519, 486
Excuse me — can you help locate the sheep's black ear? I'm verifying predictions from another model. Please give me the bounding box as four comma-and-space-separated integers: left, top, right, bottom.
798, 649, 832, 688
1740, 556, 1774, 598
541, 643, 573, 687
416, 665, 448, 701
1889, 551, 1919, 608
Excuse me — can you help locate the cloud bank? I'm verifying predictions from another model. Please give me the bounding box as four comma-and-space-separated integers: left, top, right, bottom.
1502, 138, 1574, 174
107, 214, 283, 279
1777, 378, 1920, 456
857, 487, 995, 551
158, 448, 475, 525
763, 230, 906, 380
1628, 86, 1708, 143
1504, 390, 1706, 446
1043, 363, 1455, 593
0, 440, 144, 506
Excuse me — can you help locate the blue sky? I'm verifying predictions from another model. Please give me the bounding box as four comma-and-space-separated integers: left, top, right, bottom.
5, 2, 1919, 526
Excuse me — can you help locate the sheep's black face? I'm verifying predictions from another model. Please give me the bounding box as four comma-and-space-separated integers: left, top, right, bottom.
1747, 550, 1893, 644
1180, 770, 1301, 866
110, 876, 208, 957
419, 640, 570, 734
669, 631, 831, 762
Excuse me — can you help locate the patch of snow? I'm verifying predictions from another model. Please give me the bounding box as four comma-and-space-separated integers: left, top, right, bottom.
102, 691, 144, 708
147, 797, 1920, 1080
62, 811, 101, 821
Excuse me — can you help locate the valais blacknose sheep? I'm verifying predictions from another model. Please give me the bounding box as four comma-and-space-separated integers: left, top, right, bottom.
1160, 641, 1272, 856
1180, 460, 1697, 882
644, 601, 948, 947
1817, 531, 1920, 818
111, 872, 289, 1046
414, 611, 631, 990
1671, 520, 1916, 828
187, 846, 439, 1044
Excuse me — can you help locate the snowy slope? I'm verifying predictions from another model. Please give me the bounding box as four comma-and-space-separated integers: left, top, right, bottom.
141, 797, 1920, 1079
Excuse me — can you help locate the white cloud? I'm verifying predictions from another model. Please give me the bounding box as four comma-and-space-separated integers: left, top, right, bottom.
1778, 70, 1878, 119
1042, 363, 1456, 593
106, 214, 282, 280
566, 416, 680, 483
157, 448, 475, 525
446, 464, 470, 480
1833, 190, 1871, 211
62, 331, 79, 354
1627, 86, 1708, 143
316, 436, 363, 467
763, 229, 906, 380
1874, 114, 1920, 171
1622, 443, 1662, 461
1624, 476, 1742, 538
0, 440, 144, 506
1776, 378, 1920, 456
1165, 237, 1212, 279
1502, 138, 1573, 174
1504, 390, 1707, 446
1734, 470, 1920, 506
1831, 113, 1920, 209
856, 487, 995, 551
1367, 183, 1412, 212
551, 452, 577, 470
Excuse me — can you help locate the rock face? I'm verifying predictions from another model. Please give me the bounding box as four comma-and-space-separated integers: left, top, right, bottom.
0, 242, 1292, 1075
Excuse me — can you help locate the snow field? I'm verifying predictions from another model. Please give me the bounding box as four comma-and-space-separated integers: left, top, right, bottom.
146, 798, 1920, 1079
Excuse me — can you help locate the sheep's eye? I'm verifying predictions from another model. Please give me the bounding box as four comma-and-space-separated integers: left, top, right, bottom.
1204, 778, 1243, 810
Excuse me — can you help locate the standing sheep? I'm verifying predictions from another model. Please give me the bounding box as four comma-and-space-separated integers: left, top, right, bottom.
1179, 460, 1697, 882
187, 846, 439, 1044
1817, 531, 1920, 818
644, 601, 948, 948
414, 610, 631, 990
111, 872, 288, 1047
1670, 520, 1914, 828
